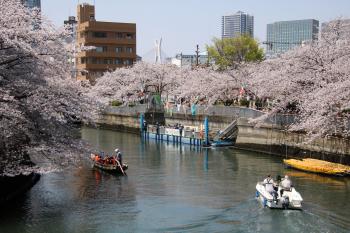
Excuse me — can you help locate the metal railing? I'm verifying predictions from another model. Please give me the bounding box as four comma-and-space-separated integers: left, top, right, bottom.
104, 105, 147, 116
104, 104, 297, 126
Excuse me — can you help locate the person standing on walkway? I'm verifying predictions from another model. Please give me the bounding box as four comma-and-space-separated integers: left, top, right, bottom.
179, 124, 183, 137
156, 122, 160, 135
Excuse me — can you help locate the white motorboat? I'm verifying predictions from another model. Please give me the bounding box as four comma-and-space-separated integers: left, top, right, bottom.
255, 182, 303, 210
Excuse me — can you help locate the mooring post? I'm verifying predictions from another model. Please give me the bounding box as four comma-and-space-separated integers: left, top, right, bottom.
140, 114, 144, 135
204, 117, 209, 146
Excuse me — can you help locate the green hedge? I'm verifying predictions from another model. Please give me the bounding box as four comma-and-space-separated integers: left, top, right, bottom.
110, 100, 122, 106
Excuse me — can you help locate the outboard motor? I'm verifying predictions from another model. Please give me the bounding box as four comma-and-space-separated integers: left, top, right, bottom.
281, 196, 290, 209
273, 191, 278, 204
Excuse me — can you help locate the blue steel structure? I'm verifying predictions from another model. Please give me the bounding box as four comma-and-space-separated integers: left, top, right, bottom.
140, 115, 209, 147
140, 115, 238, 147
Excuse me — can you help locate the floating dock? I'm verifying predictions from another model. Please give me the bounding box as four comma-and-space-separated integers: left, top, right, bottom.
143, 132, 203, 147
140, 114, 238, 147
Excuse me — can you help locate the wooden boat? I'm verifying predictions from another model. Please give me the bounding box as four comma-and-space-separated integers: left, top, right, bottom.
284, 158, 350, 176
90, 154, 128, 175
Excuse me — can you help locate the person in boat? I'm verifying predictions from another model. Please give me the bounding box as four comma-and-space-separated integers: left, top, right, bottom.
280, 175, 292, 196
274, 175, 282, 191
263, 174, 275, 194
107, 155, 113, 165
95, 154, 102, 163
115, 148, 123, 165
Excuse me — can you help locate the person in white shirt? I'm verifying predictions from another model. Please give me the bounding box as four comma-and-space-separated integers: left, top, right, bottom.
281, 175, 292, 190
280, 175, 292, 197
263, 174, 274, 194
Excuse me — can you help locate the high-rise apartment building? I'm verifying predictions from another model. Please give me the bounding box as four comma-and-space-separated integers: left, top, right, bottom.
76, 4, 136, 82
21, 0, 41, 9
222, 11, 254, 39
64, 16, 78, 37
266, 19, 319, 56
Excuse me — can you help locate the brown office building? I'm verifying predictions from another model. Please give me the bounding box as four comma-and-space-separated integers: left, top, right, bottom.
76, 4, 136, 81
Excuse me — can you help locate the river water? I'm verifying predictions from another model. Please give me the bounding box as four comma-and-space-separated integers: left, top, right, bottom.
1, 128, 350, 233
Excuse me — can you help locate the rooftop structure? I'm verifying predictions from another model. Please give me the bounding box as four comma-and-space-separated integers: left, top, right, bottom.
169, 52, 209, 68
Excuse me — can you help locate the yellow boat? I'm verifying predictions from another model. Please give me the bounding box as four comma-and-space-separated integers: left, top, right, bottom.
284, 158, 350, 176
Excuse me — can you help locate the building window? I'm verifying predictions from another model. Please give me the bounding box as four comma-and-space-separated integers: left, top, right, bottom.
90, 14, 95, 21
95, 46, 107, 52
93, 32, 107, 38
103, 59, 113, 65
89, 57, 98, 64
80, 58, 86, 64
116, 32, 124, 39
115, 47, 123, 53
126, 47, 133, 53
115, 59, 122, 65
124, 59, 133, 65
126, 33, 133, 39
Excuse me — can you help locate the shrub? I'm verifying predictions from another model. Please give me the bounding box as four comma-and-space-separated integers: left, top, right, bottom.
110, 100, 122, 106
240, 99, 249, 107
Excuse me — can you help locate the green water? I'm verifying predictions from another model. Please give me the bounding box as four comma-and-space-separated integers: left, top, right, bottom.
0, 127, 349, 233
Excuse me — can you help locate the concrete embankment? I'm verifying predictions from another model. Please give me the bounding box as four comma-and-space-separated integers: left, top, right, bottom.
95, 105, 350, 165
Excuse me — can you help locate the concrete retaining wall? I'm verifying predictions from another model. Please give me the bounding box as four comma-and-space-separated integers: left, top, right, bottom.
96, 106, 350, 165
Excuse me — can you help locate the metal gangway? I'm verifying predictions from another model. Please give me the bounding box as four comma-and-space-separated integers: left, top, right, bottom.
213, 120, 239, 143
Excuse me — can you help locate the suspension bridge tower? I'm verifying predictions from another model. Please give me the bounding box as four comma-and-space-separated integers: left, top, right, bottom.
155, 38, 162, 64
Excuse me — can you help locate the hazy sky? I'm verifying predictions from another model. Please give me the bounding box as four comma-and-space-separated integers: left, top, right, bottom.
42, 0, 350, 58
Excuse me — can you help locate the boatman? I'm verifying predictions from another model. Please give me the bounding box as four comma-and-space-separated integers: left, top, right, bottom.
263, 174, 274, 194
115, 148, 123, 165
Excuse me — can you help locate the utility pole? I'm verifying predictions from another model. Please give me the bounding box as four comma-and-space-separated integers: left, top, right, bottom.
180, 52, 183, 68
195, 44, 199, 67
206, 48, 210, 67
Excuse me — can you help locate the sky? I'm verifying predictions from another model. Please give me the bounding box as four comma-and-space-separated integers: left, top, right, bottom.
42, 0, 350, 58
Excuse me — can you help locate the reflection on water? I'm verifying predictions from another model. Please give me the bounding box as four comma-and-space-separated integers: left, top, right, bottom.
285, 169, 349, 187
0, 127, 349, 233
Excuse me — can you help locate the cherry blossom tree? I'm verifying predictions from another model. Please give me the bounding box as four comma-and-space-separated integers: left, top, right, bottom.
0, 0, 95, 176
244, 19, 350, 139
88, 62, 185, 104
90, 62, 243, 106
171, 68, 241, 105
89, 18, 349, 140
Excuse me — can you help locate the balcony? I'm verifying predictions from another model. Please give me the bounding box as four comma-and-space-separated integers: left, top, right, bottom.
78, 21, 136, 32
77, 51, 136, 59
78, 37, 136, 45
77, 63, 127, 70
